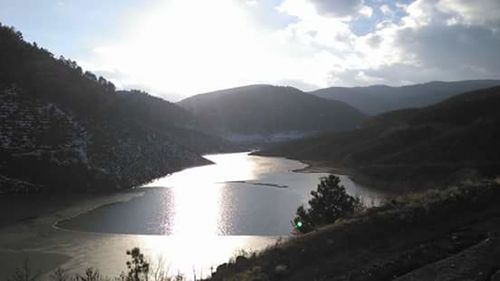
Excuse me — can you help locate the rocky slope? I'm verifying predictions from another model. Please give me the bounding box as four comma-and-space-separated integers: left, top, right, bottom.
0, 24, 230, 193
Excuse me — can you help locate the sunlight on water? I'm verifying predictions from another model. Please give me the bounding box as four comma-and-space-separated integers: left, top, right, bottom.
146, 153, 257, 188
145, 152, 259, 236
136, 235, 276, 278
132, 152, 388, 278
144, 152, 386, 237
170, 184, 221, 236
44, 152, 389, 280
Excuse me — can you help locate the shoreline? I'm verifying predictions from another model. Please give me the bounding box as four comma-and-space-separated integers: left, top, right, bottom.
0, 189, 144, 228
292, 159, 416, 195
292, 160, 352, 175
0, 152, 398, 279
0, 155, 218, 230
207, 183, 500, 281
0, 189, 145, 279
287, 154, 500, 194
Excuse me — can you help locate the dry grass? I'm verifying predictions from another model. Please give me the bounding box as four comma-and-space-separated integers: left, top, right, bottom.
208, 182, 500, 281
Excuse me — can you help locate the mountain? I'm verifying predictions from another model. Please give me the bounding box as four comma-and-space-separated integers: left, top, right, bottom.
178, 85, 366, 145
257, 86, 500, 188
113, 90, 239, 154
311, 80, 500, 115
0, 24, 232, 193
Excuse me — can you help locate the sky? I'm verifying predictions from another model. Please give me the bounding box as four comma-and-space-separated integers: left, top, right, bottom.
0, 0, 499, 101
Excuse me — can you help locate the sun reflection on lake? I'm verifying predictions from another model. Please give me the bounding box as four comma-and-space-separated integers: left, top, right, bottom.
137, 235, 277, 279
170, 183, 222, 235
49, 152, 389, 280
145, 152, 257, 188
145, 152, 259, 236
140, 152, 285, 278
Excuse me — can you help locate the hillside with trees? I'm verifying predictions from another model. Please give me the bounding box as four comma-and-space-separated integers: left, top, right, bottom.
257, 86, 500, 188
311, 80, 500, 115
178, 85, 366, 145
0, 24, 233, 193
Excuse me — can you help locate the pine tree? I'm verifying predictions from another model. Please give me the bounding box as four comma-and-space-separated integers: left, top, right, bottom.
293, 175, 361, 234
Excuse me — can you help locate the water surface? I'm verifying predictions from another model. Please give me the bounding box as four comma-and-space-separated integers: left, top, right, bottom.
61, 152, 385, 236
1, 153, 388, 280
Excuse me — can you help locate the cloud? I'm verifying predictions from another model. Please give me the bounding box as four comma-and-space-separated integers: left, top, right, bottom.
359, 5, 373, 18
245, 0, 258, 7
437, 0, 500, 25
283, 0, 500, 87
395, 24, 500, 73
307, 0, 364, 17
75, 0, 500, 98
244, 0, 500, 89
379, 0, 500, 83
380, 4, 394, 17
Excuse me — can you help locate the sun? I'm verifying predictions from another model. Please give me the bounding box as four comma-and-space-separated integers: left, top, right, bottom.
88, 0, 271, 98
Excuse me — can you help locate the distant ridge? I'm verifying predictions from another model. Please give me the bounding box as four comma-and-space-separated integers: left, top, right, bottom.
311, 80, 500, 115
178, 85, 366, 145
258, 85, 500, 188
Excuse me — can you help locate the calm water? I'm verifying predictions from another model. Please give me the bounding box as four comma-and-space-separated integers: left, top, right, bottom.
60, 152, 386, 236
1, 153, 388, 280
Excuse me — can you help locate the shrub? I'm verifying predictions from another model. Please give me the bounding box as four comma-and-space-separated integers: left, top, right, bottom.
75, 268, 101, 281
293, 175, 362, 233
126, 248, 150, 281
7, 259, 39, 281
8, 248, 189, 281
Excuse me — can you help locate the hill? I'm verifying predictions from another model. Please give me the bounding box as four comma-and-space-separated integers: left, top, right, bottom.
113, 90, 239, 154
178, 85, 366, 145
0, 24, 233, 193
257, 86, 500, 188
311, 80, 500, 115
208, 182, 500, 281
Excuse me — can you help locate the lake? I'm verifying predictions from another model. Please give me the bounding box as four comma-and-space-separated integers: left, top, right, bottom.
0, 152, 388, 280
